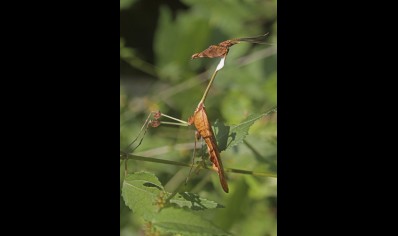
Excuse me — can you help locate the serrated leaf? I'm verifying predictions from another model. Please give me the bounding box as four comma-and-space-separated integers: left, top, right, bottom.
227, 113, 264, 148
153, 207, 230, 236
121, 172, 165, 219
214, 109, 277, 151
169, 192, 225, 210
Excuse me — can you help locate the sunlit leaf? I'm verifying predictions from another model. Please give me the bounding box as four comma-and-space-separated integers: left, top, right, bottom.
153, 207, 230, 236
121, 172, 165, 219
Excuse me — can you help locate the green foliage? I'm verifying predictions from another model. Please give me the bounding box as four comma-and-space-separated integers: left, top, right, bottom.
154, 6, 211, 82
122, 172, 230, 236
121, 110, 276, 234
214, 109, 277, 152
120, 0, 277, 235
122, 172, 165, 219
153, 208, 230, 236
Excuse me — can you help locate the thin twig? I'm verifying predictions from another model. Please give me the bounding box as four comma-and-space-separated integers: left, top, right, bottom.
121, 153, 277, 178
225, 168, 277, 178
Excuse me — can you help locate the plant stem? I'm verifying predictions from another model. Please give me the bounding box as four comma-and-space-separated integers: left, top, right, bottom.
122, 153, 192, 167
226, 167, 277, 178
121, 153, 277, 178
199, 57, 225, 104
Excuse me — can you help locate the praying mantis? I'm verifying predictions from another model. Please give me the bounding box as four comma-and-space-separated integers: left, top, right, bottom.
125, 33, 270, 193
127, 58, 229, 192
129, 99, 229, 193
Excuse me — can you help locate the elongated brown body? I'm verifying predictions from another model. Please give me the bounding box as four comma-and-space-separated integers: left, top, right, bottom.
191, 33, 269, 59
188, 102, 229, 193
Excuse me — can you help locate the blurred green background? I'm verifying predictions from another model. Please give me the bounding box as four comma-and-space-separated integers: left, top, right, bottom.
120, 0, 277, 235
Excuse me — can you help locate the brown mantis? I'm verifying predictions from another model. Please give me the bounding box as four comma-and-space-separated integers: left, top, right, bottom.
188, 101, 228, 192
126, 58, 229, 192
128, 100, 229, 193
125, 33, 270, 193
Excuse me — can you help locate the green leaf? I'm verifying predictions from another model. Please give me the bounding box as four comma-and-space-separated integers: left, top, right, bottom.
169, 192, 225, 210
214, 109, 277, 151
153, 207, 230, 236
122, 172, 229, 235
121, 172, 165, 219
122, 172, 226, 216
